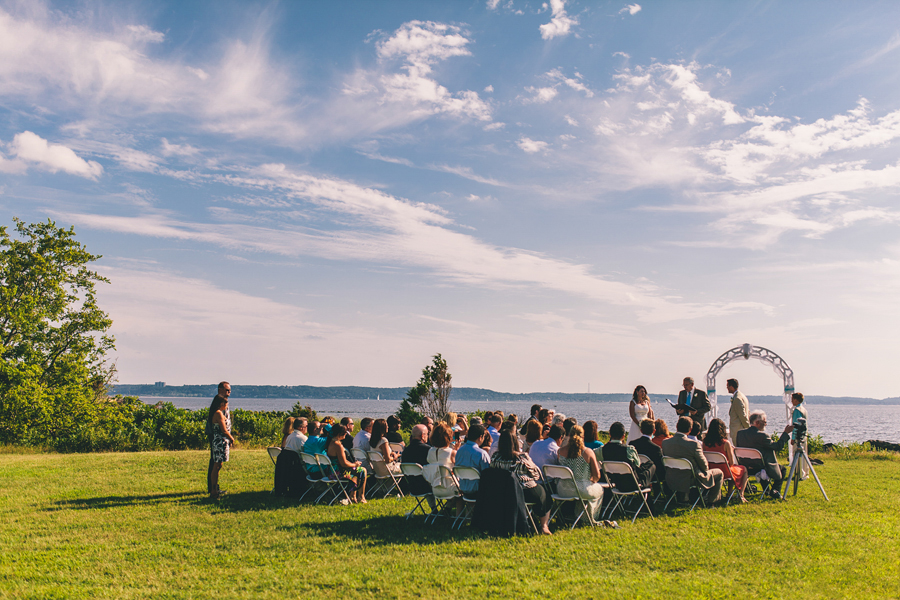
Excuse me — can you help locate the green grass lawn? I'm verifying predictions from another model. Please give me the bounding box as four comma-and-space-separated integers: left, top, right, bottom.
1, 449, 898, 599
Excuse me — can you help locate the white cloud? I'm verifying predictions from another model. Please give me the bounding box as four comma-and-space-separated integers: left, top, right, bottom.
486, 0, 501, 10
619, 4, 641, 15
539, 0, 577, 40
524, 86, 558, 103
8, 131, 103, 179
546, 68, 594, 97
484, 85, 494, 93
517, 137, 549, 153
161, 139, 200, 158
59, 162, 767, 324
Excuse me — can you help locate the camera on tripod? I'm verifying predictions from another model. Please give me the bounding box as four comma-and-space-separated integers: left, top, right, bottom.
793, 417, 807, 443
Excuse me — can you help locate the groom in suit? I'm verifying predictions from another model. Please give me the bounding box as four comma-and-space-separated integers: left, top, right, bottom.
677, 377, 711, 432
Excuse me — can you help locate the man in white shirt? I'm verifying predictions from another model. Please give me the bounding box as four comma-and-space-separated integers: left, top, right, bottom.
528, 425, 564, 470
352, 417, 373, 451
283, 418, 308, 453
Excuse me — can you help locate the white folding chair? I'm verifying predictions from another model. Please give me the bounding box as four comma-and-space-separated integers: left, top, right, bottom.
734, 447, 771, 501
367, 451, 405, 499
315, 454, 356, 506
602, 461, 655, 524
704, 450, 737, 506
399, 463, 432, 519
542, 464, 599, 529
299, 452, 329, 504
266, 447, 282, 465
662, 456, 706, 512
638, 453, 665, 504
389, 442, 405, 456
451, 466, 480, 530
425, 465, 461, 525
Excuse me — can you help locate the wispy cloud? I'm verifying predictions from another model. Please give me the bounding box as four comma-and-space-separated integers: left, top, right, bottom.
619, 4, 642, 16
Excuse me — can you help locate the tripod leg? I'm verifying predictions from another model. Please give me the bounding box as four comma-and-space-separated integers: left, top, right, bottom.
802, 452, 829, 502
784, 451, 800, 499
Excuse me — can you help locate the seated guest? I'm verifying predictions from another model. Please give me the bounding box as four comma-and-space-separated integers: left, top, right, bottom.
486, 414, 502, 450
562, 417, 577, 437
280, 417, 295, 448
454, 424, 491, 498
557, 425, 605, 524
652, 419, 671, 447
385, 415, 405, 444
420, 416, 434, 437
537, 408, 552, 426
602, 421, 655, 491
522, 420, 542, 453
401, 424, 437, 511
662, 417, 723, 505
283, 417, 308, 454
550, 413, 566, 429
325, 424, 367, 504
490, 430, 552, 535
688, 419, 702, 441
583, 421, 603, 451
735, 411, 793, 499
424, 423, 459, 498
629, 418, 665, 481
339, 417, 355, 451
519, 403, 542, 435
529, 425, 564, 470
302, 421, 327, 475
702, 418, 748, 503
491, 420, 516, 455
352, 418, 373, 451
369, 418, 400, 468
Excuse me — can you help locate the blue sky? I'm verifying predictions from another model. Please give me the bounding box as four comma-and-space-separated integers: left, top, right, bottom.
2, 1, 900, 398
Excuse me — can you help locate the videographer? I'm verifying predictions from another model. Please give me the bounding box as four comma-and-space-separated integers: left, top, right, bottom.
790, 392, 810, 481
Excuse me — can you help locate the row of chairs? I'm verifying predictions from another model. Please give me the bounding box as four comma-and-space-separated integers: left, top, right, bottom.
267, 446, 408, 505
265, 444, 772, 526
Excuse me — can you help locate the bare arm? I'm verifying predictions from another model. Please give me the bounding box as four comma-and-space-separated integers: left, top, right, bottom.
331, 442, 360, 469
212, 410, 235, 444
629, 400, 638, 425
584, 448, 602, 483
724, 440, 736, 467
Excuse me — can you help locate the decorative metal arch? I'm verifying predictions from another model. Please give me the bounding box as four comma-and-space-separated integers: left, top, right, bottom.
706, 343, 795, 422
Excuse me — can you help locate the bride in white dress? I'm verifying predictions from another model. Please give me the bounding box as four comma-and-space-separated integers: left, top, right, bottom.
629, 385, 655, 442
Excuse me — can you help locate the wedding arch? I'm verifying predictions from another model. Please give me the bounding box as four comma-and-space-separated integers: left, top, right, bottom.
706, 343, 794, 422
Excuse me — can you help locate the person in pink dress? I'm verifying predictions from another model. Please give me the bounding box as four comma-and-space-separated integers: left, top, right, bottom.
702, 418, 748, 503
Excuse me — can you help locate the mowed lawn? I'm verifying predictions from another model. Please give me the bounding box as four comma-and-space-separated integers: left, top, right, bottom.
1, 449, 898, 599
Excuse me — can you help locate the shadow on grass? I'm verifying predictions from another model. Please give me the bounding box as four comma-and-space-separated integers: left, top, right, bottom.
305, 514, 485, 545
49, 490, 305, 512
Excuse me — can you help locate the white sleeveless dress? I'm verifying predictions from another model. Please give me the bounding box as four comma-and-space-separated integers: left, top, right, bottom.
629, 401, 650, 442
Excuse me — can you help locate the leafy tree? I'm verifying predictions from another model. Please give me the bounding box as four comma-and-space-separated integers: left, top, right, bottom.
398, 353, 452, 426
0, 218, 115, 446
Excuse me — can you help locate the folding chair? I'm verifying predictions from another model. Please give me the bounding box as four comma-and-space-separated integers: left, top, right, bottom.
299, 452, 329, 504
367, 451, 405, 499
542, 464, 599, 529
734, 447, 771, 501
704, 450, 737, 506
350, 448, 372, 485
266, 447, 282, 465
452, 466, 480, 530
399, 463, 432, 519
638, 453, 665, 504
389, 442, 405, 456
662, 457, 706, 513
425, 465, 461, 525
315, 454, 356, 506
602, 461, 655, 524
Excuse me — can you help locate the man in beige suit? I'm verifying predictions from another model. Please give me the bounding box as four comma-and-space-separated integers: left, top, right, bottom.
727, 378, 750, 444
662, 417, 724, 505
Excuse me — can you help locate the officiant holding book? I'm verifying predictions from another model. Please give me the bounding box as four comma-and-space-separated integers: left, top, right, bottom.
674, 377, 710, 433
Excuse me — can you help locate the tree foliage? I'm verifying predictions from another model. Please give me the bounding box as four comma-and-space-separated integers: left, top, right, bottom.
0, 218, 116, 446
398, 353, 452, 426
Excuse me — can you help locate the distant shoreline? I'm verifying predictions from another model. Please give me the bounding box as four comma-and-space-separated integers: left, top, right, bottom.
113, 383, 900, 405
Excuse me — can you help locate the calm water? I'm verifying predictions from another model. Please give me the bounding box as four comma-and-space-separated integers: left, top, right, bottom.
144, 397, 899, 444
